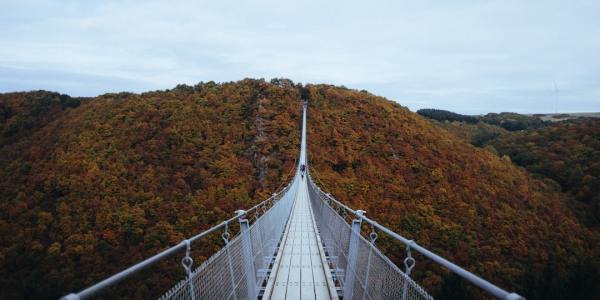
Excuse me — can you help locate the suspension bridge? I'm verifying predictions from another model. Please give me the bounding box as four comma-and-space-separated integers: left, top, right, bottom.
62, 103, 524, 300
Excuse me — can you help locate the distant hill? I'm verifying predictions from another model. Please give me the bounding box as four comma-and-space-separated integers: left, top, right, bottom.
0, 91, 83, 146
530, 112, 600, 122
0, 80, 598, 299
479, 112, 548, 131
487, 119, 600, 227
424, 109, 600, 229
417, 108, 550, 131
417, 108, 479, 124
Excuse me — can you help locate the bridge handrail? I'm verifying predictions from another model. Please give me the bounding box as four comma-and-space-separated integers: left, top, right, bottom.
307, 174, 525, 300
61, 179, 296, 300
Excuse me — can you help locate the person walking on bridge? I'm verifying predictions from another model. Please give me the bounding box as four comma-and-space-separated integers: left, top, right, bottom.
300, 164, 306, 179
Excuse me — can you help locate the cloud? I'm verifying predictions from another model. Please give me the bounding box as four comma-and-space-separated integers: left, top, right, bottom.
0, 0, 599, 113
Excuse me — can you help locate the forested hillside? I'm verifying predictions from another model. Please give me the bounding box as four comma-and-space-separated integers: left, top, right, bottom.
304, 86, 598, 299
428, 112, 600, 228
487, 119, 600, 227
0, 91, 83, 147
1, 80, 598, 299
417, 108, 549, 131
0, 80, 302, 299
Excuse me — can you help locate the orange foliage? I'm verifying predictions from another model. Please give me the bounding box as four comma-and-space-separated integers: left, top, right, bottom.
0, 81, 598, 299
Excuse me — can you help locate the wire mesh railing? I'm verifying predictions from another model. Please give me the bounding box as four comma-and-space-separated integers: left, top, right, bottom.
307, 174, 432, 300
306, 172, 524, 300
61, 175, 300, 300
159, 176, 300, 300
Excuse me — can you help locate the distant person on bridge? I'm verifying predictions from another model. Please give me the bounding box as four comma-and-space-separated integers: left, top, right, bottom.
300, 164, 306, 179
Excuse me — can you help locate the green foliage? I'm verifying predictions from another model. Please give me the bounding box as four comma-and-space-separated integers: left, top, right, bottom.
0, 91, 81, 146
487, 119, 600, 226
417, 108, 479, 124
436, 115, 599, 227
480, 112, 548, 131
419, 109, 548, 132
437, 120, 509, 147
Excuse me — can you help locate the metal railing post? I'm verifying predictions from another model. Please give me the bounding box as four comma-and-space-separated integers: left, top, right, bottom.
236, 210, 258, 300
343, 209, 365, 300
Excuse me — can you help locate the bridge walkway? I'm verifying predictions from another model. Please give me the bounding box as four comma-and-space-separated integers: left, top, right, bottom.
264, 175, 336, 299
264, 102, 336, 299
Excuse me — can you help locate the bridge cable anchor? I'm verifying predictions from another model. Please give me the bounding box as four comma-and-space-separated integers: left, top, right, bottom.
181, 239, 196, 300
222, 222, 230, 244
404, 241, 416, 276
369, 223, 378, 244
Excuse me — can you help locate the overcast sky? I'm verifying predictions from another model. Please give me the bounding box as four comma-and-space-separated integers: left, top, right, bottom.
1, 0, 599, 114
